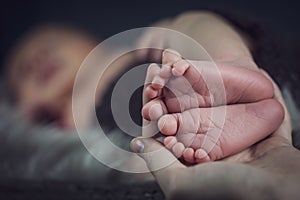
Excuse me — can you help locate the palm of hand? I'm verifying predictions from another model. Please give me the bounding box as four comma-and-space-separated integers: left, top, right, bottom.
166, 77, 298, 199
142, 59, 299, 199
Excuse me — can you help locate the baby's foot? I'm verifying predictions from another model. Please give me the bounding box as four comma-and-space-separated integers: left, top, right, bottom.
142, 49, 274, 121
141, 49, 283, 163
159, 99, 284, 163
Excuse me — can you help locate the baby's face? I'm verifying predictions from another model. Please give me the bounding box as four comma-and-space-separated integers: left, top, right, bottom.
7, 26, 95, 128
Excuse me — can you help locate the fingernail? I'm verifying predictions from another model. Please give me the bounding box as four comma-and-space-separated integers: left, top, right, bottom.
132, 139, 144, 153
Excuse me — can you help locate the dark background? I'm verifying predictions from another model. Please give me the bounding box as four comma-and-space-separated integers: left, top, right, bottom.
0, 0, 300, 70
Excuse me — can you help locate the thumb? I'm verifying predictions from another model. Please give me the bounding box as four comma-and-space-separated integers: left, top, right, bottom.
130, 137, 185, 189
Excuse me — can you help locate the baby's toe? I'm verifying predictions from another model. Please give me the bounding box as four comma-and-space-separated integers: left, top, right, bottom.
183, 148, 195, 163
164, 136, 177, 149
195, 148, 211, 163
142, 99, 167, 120
145, 85, 159, 99
162, 49, 181, 64
149, 104, 163, 120
172, 142, 185, 158
160, 64, 172, 78
172, 59, 190, 76
151, 75, 166, 89
144, 63, 161, 100
145, 63, 160, 84
158, 114, 178, 135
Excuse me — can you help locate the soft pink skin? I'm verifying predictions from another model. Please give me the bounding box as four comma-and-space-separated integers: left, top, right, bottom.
142, 49, 284, 164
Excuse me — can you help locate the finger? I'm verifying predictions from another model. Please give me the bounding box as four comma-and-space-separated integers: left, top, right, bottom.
130, 137, 185, 192
260, 69, 292, 142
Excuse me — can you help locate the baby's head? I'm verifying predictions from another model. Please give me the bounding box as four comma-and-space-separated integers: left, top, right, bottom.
5, 24, 97, 129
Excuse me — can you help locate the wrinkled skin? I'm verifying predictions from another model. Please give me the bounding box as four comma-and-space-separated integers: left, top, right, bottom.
142, 49, 284, 163
132, 68, 299, 200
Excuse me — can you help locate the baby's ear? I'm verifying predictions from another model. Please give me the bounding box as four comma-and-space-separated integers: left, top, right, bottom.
162, 49, 181, 64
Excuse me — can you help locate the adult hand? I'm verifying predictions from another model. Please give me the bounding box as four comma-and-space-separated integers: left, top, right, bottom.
131, 72, 300, 200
